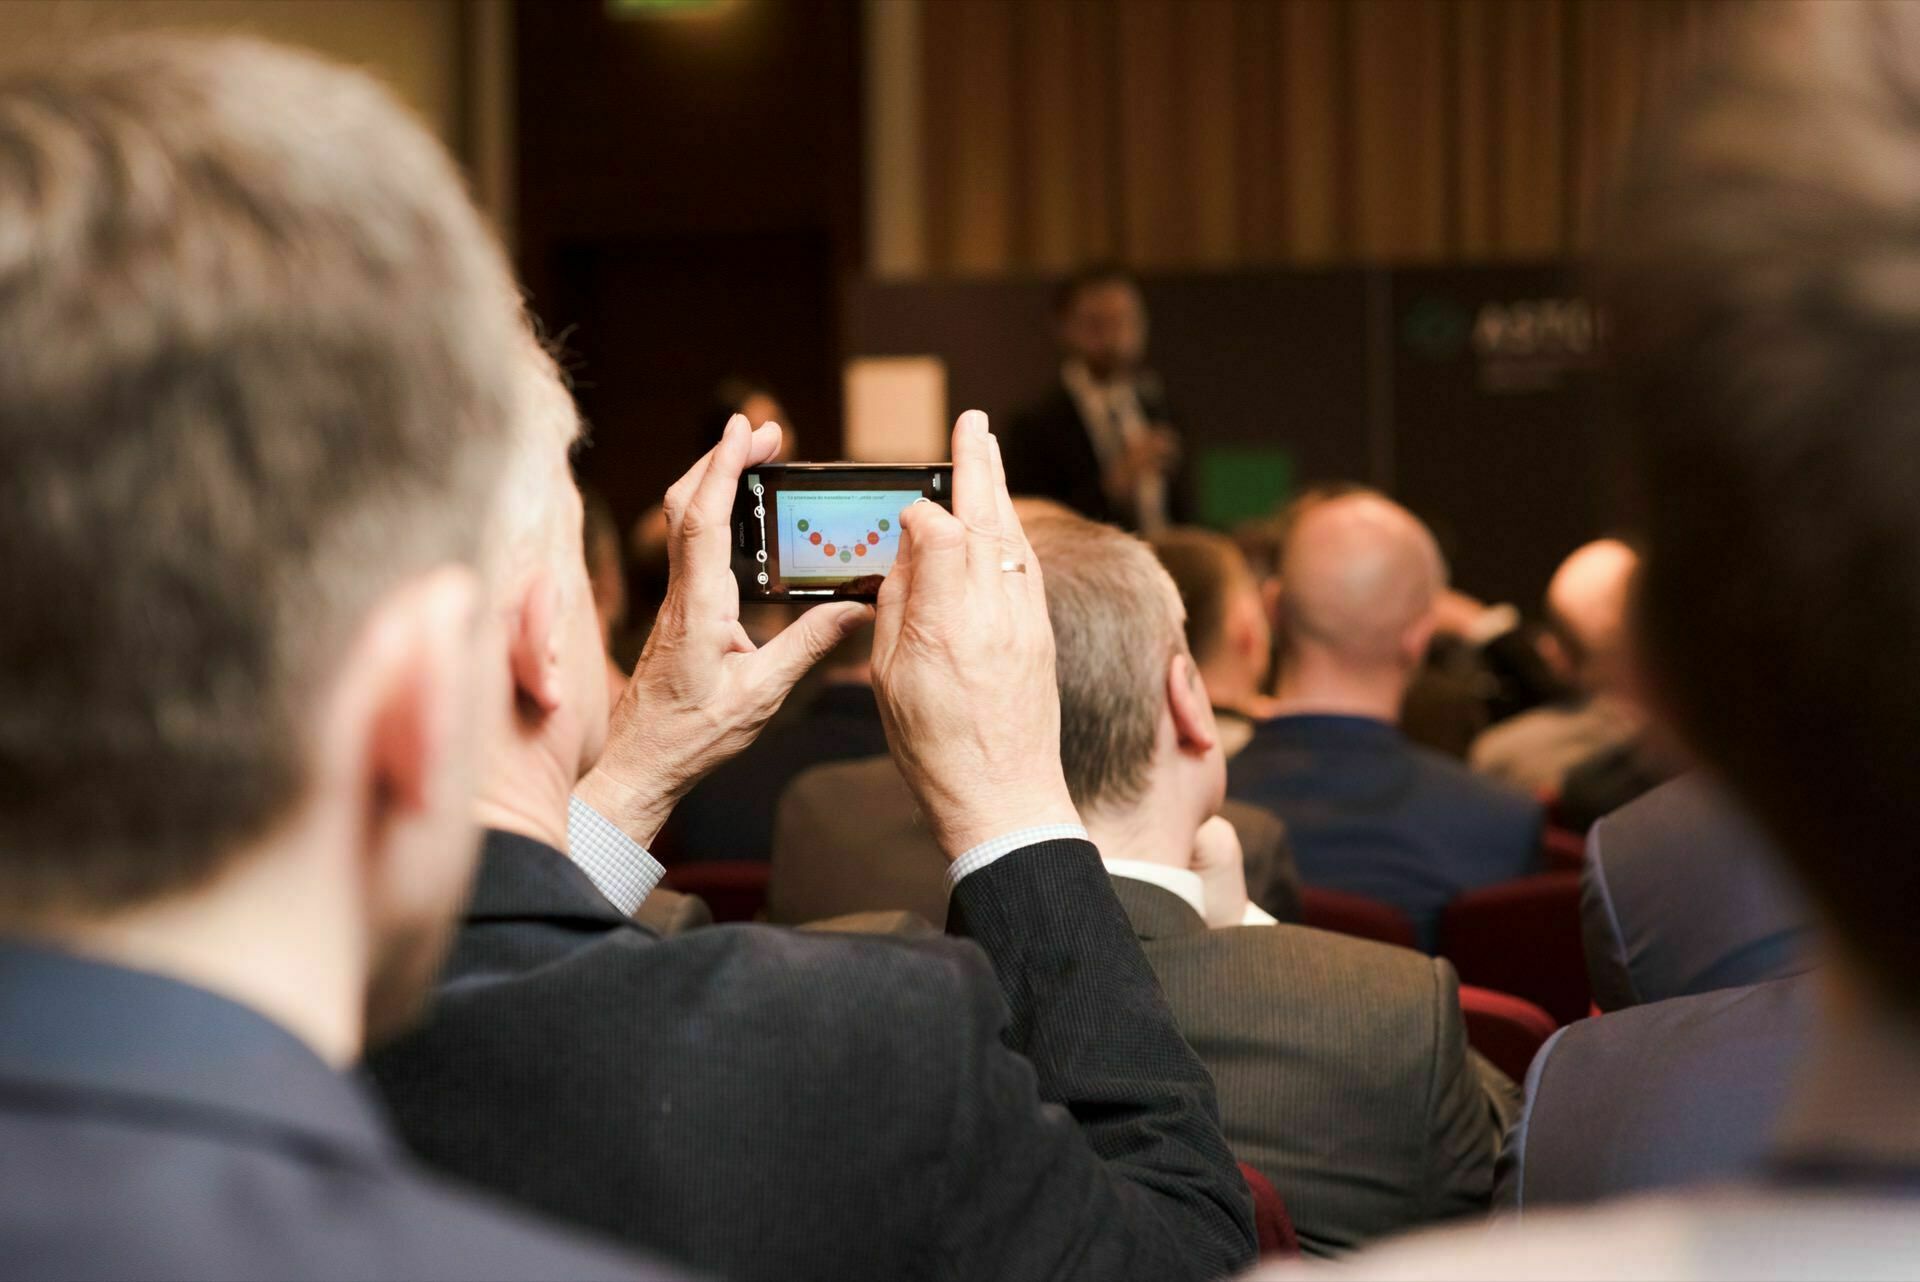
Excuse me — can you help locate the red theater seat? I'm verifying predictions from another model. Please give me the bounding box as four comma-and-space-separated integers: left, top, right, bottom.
660, 862, 769, 923
1297, 886, 1420, 951
1540, 823, 1588, 872
1239, 1162, 1300, 1260
1438, 871, 1590, 1025
1457, 984, 1558, 1083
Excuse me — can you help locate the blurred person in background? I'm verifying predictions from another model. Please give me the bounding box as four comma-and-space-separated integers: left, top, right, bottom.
1007, 263, 1186, 534
1471, 539, 1644, 796
1227, 491, 1541, 949
1151, 527, 1283, 756
625, 376, 797, 651
0, 34, 667, 1280
1260, 3, 1920, 1274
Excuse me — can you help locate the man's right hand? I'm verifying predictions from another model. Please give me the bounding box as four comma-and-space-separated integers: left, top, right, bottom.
870, 410, 1081, 861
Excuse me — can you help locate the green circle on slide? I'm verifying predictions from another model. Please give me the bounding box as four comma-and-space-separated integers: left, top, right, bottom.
840, 550, 853, 562
878, 518, 891, 532
797, 519, 809, 532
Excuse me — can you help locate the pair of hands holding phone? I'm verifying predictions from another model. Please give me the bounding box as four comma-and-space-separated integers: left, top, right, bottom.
575, 410, 1080, 862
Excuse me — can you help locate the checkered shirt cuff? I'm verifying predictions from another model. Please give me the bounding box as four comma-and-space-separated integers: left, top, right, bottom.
944, 824, 1091, 896
566, 795, 666, 916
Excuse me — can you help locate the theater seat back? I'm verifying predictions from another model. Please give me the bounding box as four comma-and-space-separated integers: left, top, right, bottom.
1297, 886, 1419, 951
660, 861, 770, 923
1238, 1161, 1300, 1259
1457, 984, 1558, 1082
1438, 870, 1590, 1025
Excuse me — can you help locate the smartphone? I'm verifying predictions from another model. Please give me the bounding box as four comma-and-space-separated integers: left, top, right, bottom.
733, 463, 953, 601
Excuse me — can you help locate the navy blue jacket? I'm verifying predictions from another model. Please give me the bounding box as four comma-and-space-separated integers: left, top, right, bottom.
1227, 714, 1542, 948
0, 940, 666, 1281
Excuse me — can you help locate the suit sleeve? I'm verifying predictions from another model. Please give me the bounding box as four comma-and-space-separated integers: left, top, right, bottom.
1417, 958, 1506, 1225
1580, 829, 1640, 1012
940, 838, 1257, 1281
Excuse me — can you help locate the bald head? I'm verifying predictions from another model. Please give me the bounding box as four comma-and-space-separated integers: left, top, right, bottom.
1278, 494, 1446, 671
1545, 538, 1640, 693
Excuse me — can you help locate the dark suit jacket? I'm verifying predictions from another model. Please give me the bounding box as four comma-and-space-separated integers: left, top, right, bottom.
1108, 877, 1516, 1256
1004, 380, 1188, 528
370, 829, 1255, 1282
769, 752, 1301, 926
1227, 714, 1543, 950
0, 939, 660, 1282
1583, 775, 1813, 1011
1497, 974, 1818, 1214
671, 682, 889, 862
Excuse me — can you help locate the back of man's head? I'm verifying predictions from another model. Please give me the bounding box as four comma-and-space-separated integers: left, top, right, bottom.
0, 35, 522, 921
1029, 515, 1188, 812
1276, 493, 1446, 673
1610, 0, 1920, 1020
1544, 538, 1640, 695
1152, 527, 1266, 676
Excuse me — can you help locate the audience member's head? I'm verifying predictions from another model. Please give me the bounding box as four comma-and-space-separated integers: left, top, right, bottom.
700, 377, 793, 460
0, 34, 525, 1054
1151, 528, 1273, 710
1542, 538, 1641, 700
1029, 516, 1222, 842
1609, 0, 1920, 1025
1271, 492, 1447, 717
1053, 263, 1148, 382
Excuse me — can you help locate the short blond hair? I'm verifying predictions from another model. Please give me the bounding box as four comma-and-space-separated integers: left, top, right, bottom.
1029, 515, 1188, 811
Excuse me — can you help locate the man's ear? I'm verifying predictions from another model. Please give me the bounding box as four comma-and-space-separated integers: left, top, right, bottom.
1167, 651, 1218, 755
1402, 611, 1440, 671
354, 566, 483, 827
508, 566, 564, 715
1259, 576, 1283, 627
1227, 593, 1267, 668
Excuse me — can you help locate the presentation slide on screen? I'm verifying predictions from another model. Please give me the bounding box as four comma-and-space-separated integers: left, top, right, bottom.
777, 490, 918, 579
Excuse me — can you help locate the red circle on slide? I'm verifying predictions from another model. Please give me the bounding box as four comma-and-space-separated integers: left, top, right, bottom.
854, 543, 868, 556
822, 544, 836, 557
809, 532, 822, 545
867, 532, 881, 545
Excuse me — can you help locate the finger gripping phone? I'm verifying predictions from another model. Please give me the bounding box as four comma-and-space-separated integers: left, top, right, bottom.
733, 463, 953, 602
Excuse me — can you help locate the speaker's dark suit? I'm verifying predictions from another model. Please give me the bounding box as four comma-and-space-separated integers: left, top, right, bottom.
1107, 877, 1516, 1256
1004, 381, 1189, 529
369, 829, 1255, 1282
1497, 974, 1818, 1213
0, 940, 663, 1282
1227, 714, 1543, 950
1583, 775, 1814, 1011
769, 752, 1301, 926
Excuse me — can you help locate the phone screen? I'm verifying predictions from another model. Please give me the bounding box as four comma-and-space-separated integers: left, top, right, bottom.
734, 464, 952, 601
